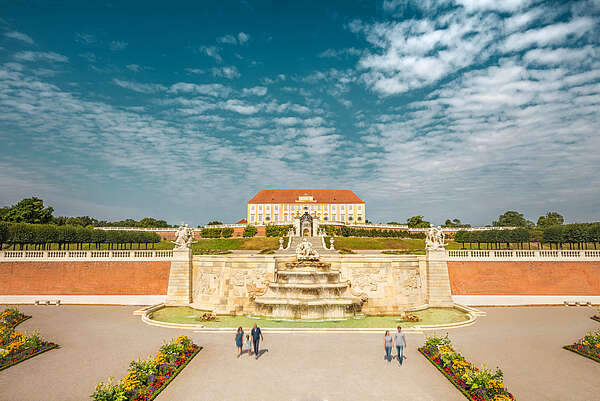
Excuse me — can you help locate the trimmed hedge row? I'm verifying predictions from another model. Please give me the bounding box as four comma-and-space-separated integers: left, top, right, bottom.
0, 222, 160, 250
325, 225, 426, 239
455, 222, 600, 249
199, 227, 234, 238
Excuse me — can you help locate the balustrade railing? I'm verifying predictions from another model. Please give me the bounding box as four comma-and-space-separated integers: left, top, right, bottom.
0, 250, 174, 260
448, 249, 600, 260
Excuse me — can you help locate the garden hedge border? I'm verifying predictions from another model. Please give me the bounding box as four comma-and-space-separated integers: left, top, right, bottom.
146, 345, 202, 401
591, 316, 600, 323
562, 345, 600, 364
418, 347, 474, 401
0, 312, 58, 371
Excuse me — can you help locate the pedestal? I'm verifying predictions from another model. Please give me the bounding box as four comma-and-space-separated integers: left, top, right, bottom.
165, 248, 193, 306
426, 249, 454, 307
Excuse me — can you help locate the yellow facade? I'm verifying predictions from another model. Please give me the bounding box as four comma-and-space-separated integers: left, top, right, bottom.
247, 197, 366, 225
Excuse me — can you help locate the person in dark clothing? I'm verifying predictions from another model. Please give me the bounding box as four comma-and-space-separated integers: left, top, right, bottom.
235, 326, 244, 358
251, 323, 263, 359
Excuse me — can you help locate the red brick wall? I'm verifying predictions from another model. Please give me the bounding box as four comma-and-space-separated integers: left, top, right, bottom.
447, 261, 600, 295
0, 261, 171, 295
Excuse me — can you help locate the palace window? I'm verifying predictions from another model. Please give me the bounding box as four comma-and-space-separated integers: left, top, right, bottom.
251, 205, 256, 211
358, 216, 362, 221
348, 216, 353, 221
266, 216, 270, 221
349, 205, 353, 211
324, 216, 328, 221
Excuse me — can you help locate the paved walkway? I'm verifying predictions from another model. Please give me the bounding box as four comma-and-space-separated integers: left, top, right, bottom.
0, 305, 598, 401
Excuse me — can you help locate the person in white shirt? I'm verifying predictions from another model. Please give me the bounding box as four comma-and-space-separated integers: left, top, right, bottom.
394, 326, 407, 365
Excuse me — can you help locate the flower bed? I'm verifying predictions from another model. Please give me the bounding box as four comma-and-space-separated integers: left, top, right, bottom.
418, 334, 516, 401
563, 329, 600, 364
592, 315, 600, 323
0, 307, 58, 371
92, 336, 201, 401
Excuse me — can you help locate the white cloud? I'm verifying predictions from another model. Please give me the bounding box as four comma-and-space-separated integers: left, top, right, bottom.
317, 48, 362, 58
217, 34, 237, 44
242, 86, 267, 96
14, 51, 68, 63
238, 32, 250, 44
185, 68, 205, 74
110, 41, 128, 51
502, 17, 595, 52
4, 31, 34, 44
523, 46, 598, 65
113, 78, 166, 93
211, 66, 240, 79
75, 32, 97, 44
168, 82, 232, 97
455, 0, 531, 12
126, 64, 141, 72
222, 99, 259, 114
199, 46, 222, 62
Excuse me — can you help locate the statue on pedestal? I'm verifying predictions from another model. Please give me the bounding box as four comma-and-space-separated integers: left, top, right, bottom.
278, 237, 284, 250
296, 237, 319, 260
172, 222, 195, 250
425, 226, 446, 251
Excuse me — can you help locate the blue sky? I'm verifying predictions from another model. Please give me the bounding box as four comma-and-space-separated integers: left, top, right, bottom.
1, 0, 599, 226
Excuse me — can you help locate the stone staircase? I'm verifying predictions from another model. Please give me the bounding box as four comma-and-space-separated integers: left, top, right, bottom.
280, 236, 334, 254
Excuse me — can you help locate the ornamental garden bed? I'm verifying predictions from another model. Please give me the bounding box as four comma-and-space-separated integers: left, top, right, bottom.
563, 329, 600, 364
92, 336, 201, 401
591, 315, 600, 323
0, 307, 58, 372
418, 334, 516, 401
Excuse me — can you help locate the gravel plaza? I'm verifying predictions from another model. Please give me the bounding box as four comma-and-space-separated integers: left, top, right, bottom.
0, 305, 598, 401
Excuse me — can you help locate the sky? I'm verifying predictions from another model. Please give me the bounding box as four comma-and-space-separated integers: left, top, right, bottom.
0, 0, 599, 226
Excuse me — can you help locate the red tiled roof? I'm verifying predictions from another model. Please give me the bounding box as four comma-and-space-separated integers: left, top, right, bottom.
236, 219, 247, 224
248, 189, 365, 204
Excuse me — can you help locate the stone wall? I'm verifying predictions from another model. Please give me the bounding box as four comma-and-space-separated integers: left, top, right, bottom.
190, 254, 433, 315
0, 261, 170, 295
447, 261, 600, 295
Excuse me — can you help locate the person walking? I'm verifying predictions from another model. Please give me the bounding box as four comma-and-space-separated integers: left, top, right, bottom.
244, 333, 252, 355
394, 326, 406, 365
235, 326, 244, 358
251, 323, 263, 359
384, 330, 393, 363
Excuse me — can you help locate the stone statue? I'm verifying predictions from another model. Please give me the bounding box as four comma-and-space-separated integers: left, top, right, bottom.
296, 237, 319, 260
330, 237, 335, 250
172, 222, 195, 250
278, 237, 284, 250
425, 226, 446, 250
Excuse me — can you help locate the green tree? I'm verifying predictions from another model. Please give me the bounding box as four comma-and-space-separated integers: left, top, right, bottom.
492, 211, 533, 228
3, 197, 54, 224
406, 215, 431, 228
536, 212, 564, 228
207, 221, 223, 226
243, 225, 257, 237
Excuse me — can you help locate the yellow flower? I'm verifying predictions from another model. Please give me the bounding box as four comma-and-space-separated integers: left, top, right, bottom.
121, 371, 141, 392
438, 345, 452, 354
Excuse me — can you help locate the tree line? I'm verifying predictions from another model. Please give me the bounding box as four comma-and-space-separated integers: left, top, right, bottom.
0, 197, 173, 228
455, 223, 600, 250
0, 222, 161, 250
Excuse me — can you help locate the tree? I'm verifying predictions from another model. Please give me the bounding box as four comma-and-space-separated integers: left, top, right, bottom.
492, 211, 533, 228
243, 225, 257, 237
442, 218, 471, 228
406, 215, 431, 228
2, 197, 54, 224
207, 221, 223, 226
536, 212, 564, 228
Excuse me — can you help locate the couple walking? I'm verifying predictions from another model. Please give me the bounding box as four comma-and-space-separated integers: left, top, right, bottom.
235, 323, 263, 359
384, 326, 406, 365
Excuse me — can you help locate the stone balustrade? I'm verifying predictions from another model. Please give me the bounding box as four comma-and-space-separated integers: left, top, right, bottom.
0, 250, 174, 261
447, 249, 600, 261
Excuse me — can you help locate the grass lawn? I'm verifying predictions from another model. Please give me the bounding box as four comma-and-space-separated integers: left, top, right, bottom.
332, 237, 426, 250
150, 306, 469, 328
155, 237, 281, 252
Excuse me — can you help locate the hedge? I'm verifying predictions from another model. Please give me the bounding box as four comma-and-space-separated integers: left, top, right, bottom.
0, 222, 160, 250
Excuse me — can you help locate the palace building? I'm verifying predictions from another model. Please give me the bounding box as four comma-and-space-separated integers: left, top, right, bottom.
247, 189, 366, 225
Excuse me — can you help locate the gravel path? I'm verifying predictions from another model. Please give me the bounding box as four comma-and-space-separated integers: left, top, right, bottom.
0, 305, 598, 401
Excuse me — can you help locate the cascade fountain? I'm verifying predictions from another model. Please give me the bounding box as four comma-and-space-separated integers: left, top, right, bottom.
254, 238, 364, 319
